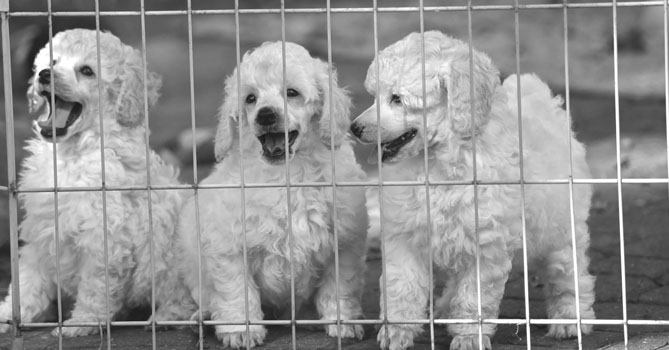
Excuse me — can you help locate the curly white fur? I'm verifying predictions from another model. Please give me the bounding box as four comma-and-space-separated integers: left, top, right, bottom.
351, 31, 596, 350
0, 29, 195, 337
177, 41, 368, 348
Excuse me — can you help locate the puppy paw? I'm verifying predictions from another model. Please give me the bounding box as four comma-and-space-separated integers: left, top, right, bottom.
52, 319, 101, 337
216, 324, 267, 349
547, 323, 592, 339
144, 313, 173, 332
377, 324, 420, 350
325, 323, 364, 339
450, 334, 492, 350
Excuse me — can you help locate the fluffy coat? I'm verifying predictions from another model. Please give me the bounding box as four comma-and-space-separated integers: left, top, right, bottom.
0, 29, 195, 336
350, 31, 596, 350
177, 41, 368, 348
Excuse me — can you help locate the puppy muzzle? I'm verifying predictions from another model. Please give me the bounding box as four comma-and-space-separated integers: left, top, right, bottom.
32, 88, 83, 142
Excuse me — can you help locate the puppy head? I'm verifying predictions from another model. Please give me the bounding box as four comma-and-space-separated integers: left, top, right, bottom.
27, 29, 161, 143
214, 41, 351, 164
350, 31, 500, 163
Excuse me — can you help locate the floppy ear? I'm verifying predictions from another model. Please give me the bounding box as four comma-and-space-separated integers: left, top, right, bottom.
442, 48, 500, 137
114, 46, 162, 127
214, 70, 241, 161
315, 60, 352, 149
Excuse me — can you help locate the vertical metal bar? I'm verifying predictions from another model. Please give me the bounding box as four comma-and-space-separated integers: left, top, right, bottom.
611, 0, 630, 346
188, 0, 205, 348
1, 2, 23, 349
417, 1, 435, 349
324, 1, 343, 349
44, 2, 64, 348
186, 2, 199, 188
138, 1, 157, 349
192, 187, 204, 350
93, 1, 113, 347
279, 2, 297, 349
232, 0, 253, 347
466, 2, 484, 349
513, 2, 533, 349
563, 2, 585, 349
661, 26, 669, 350
371, 1, 390, 346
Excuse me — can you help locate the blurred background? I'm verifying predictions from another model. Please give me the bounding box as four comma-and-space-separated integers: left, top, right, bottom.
0, 0, 668, 349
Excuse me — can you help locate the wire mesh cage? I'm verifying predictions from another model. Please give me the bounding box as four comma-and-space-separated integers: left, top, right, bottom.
1, 1, 668, 350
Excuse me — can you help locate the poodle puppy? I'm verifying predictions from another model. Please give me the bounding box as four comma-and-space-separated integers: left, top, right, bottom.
177, 41, 368, 348
350, 31, 596, 350
0, 29, 195, 336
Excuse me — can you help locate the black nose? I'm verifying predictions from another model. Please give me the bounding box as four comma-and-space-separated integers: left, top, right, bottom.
38, 69, 51, 85
350, 123, 364, 138
256, 107, 277, 126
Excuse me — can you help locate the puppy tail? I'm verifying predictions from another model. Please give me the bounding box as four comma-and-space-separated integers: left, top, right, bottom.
503, 73, 565, 115
502, 73, 569, 120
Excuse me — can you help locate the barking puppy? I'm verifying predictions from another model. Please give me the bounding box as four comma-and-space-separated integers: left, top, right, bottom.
177, 41, 368, 348
350, 31, 596, 350
0, 29, 195, 336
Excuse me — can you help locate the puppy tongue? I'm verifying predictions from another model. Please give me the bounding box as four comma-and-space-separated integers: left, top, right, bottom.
37, 97, 76, 130
262, 133, 286, 156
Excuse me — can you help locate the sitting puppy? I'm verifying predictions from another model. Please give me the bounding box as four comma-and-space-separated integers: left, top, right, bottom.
177, 41, 368, 348
0, 29, 195, 336
350, 31, 596, 350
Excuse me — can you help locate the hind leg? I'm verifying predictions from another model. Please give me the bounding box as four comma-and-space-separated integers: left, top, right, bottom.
542, 235, 596, 338
148, 268, 198, 330
0, 244, 56, 333
54, 249, 132, 337
444, 236, 513, 350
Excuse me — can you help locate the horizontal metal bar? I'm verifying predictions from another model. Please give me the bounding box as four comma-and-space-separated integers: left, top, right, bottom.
10, 318, 669, 328
0, 185, 8, 191
13, 177, 669, 194
6, 1, 667, 17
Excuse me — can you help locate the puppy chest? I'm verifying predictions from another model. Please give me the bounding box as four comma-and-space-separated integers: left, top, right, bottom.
250, 250, 323, 307
241, 187, 334, 253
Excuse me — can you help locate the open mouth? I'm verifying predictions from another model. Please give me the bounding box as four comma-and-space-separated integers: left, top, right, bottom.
257, 130, 299, 163
380, 128, 418, 162
37, 91, 83, 140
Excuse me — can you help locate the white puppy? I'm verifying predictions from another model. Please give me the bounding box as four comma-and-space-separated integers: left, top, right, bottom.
0, 29, 195, 336
177, 41, 368, 348
350, 31, 596, 350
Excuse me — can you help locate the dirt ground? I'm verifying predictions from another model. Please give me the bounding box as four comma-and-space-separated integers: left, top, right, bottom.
0, 1, 668, 349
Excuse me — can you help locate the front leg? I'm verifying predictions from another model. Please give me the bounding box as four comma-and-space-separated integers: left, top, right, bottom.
314, 244, 366, 340
377, 238, 430, 350
0, 245, 56, 333
442, 234, 513, 350
205, 253, 266, 349
54, 250, 132, 337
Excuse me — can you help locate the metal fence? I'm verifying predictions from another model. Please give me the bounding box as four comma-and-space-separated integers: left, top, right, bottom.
1, 1, 668, 350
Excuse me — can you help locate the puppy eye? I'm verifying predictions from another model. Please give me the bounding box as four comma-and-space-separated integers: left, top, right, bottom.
245, 94, 256, 104
287, 88, 299, 98
79, 66, 95, 77
390, 94, 402, 105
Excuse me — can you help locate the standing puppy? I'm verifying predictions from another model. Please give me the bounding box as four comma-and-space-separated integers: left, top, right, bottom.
350, 31, 596, 350
177, 41, 368, 348
0, 29, 194, 336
